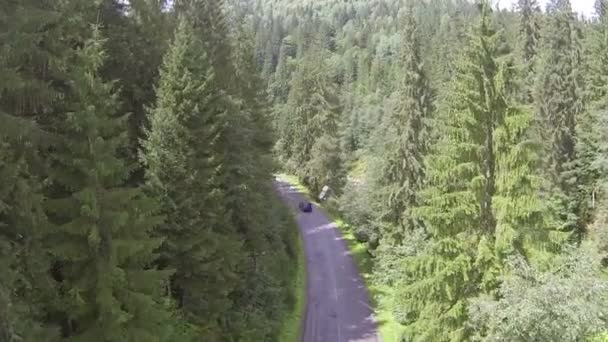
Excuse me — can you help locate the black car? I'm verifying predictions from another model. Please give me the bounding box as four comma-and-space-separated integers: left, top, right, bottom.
298, 201, 313, 213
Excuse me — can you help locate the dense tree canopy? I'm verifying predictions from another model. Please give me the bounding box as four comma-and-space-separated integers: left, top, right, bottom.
4, 0, 608, 341
1, 1, 300, 341
247, 0, 608, 340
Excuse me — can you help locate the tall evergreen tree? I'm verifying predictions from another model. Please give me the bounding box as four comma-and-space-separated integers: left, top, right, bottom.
99, 0, 173, 184
221, 24, 302, 341
282, 44, 342, 193
306, 132, 344, 195
45, 26, 171, 341
378, 5, 433, 245
141, 17, 241, 339
399, 4, 554, 340
585, 0, 608, 242
0, 0, 78, 339
518, 0, 541, 63
535, 0, 585, 234
269, 38, 296, 104
517, 0, 541, 102
176, 0, 238, 93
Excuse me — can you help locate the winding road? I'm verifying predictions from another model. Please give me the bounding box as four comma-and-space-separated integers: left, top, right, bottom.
276, 180, 380, 342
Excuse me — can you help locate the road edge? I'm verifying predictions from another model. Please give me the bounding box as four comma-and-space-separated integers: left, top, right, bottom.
275, 179, 309, 342
297, 218, 309, 342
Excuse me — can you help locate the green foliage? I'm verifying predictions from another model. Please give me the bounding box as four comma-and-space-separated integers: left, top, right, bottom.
141, 17, 241, 337
0, 1, 76, 339
269, 37, 297, 104
535, 0, 586, 234
396, 5, 556, 340
376, 6, 433, 244
99, 0, 173, 179
224, 23, 304, 341
45, 26, 172, 340
579, 0, 608, 230
280, 44, 343, 194
469, 243, 608, 341
517, 0, 541, 102
244, 0, 608, 339
306, 133, 345, 195
8, 0, 608, 340
1, 0, 301, 341
339, 165, 385, 246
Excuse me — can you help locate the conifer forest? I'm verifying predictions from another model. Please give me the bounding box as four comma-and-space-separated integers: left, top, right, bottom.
4, 0, 608, 341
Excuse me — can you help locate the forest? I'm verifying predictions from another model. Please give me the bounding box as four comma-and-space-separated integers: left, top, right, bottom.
2, 0, 608, 341
251, 0, 608, 340
1, 0, 299, 341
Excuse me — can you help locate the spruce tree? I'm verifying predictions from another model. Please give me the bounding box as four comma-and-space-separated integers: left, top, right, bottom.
269, 38, 295, 104
399, 4, 554, 340
378, 5, 433, 245
222, 24, 303, 340
176, 0, 238, 93
45, 26, 171, 341
98, 0, 173, 183
518, 0, 540, 64
141, 17, 241, 338
306, 133, 344, 195
269, 39, 295, 158
517, 0, 541, 102
584, 0, 608, 239
284, 45, 342, 193
0, 1, 75, 339
588, 1, 608, 104
535, 0, 585, 234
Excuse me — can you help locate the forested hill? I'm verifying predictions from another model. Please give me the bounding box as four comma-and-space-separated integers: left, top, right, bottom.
245, 0, 608, 340
1, 1, 299, 341
4, 0, 608, 341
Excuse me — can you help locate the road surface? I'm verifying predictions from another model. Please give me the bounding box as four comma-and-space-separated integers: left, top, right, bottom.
276, 180, 380, 342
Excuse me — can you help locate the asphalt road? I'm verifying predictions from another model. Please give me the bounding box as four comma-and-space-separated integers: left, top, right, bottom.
276, 180, 380, 342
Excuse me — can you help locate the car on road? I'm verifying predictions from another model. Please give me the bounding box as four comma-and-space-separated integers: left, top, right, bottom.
299, 201, 313, 213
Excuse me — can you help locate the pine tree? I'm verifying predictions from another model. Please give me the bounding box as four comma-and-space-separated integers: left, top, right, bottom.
221, 24, 302, 340
518, 0, 541, 62
535, 0, 585, 234
399, 4, 554, 340
585, 0, 608, 243
427, 10, 469, 89
45, 26, 171, 341
99, 0, 173, 184
0, 1, 77, 339
306, 133, 344, 195
378, 5, 433, 245
176, 0, 238, 93
141, 17, 241, 338
517, 0, 541, 102
284, 44, 342, 194
305, 49, 344, 194
269, 38, 296, 104
589, 1, 608, 104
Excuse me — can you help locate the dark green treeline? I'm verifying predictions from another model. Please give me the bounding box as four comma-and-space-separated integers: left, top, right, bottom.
6, 0, 608, 341
0, 0, 299, 341
245, 0, 608, 340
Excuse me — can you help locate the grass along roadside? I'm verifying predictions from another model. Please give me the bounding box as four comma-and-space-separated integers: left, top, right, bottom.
275, 174, 404, 341
327, 210, 404, 341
